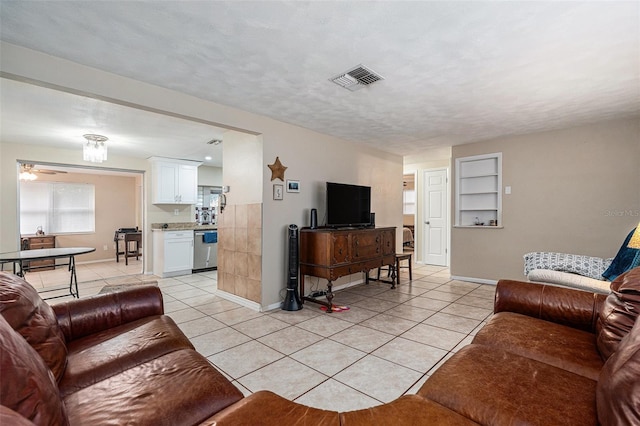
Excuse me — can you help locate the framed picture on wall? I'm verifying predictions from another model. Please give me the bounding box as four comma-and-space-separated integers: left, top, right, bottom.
273, 184, 284, 200
287, 180, 300, 193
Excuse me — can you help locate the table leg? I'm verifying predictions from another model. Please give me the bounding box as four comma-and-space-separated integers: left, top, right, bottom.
69, 255, 79, 298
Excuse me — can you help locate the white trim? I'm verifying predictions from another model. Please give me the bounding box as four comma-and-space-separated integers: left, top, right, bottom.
264, 301, 283, 312
450, 275, 497, 285
263, 274, 371, 312
261, 273, 373, 312
215, 289, 262, 312
332, 276, 367, 292
301, 274, 368, 298
76, 258, 119, 265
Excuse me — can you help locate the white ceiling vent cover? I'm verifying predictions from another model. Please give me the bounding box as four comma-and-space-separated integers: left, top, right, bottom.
330, 65, 384, 91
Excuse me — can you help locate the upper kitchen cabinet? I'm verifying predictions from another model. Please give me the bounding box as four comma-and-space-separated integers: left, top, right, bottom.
149, 157, 202, 204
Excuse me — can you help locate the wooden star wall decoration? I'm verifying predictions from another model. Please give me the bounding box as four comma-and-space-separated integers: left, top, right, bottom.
268, 156, 287, 181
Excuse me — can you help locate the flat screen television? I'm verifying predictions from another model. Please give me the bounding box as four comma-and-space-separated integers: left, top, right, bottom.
326, 182, 371, 228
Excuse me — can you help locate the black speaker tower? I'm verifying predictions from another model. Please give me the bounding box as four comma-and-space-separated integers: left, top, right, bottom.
310, 208, 318, 229
282, 224, 302, 311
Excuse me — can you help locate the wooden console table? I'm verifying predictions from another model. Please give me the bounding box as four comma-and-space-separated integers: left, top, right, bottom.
299, 227, 396, 312
20, 235, 56, 271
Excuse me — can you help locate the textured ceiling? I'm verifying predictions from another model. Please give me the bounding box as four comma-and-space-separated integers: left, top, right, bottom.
1, 1, 638, 159
0, 78, 227, 166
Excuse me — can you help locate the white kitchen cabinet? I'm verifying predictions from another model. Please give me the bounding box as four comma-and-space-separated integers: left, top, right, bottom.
152, 230, 194, 277
150, 157, 201, 204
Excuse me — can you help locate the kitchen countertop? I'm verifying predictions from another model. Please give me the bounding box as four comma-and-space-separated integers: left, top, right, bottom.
151, 222, 217, 231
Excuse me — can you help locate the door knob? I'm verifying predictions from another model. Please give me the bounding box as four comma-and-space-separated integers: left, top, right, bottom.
425, 221, 430, 225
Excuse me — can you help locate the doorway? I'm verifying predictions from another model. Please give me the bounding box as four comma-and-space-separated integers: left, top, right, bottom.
422, 168, 449, 266
16, 161, 145, 283
402, 173, 417, 253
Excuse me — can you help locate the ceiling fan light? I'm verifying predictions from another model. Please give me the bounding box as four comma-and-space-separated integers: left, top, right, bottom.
19, 170, 37, 181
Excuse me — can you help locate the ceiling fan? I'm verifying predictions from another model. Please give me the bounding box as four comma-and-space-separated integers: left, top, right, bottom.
19, 163, 67, 181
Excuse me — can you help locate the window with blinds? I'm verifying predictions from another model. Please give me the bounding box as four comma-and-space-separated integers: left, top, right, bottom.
20, 182, 95, 235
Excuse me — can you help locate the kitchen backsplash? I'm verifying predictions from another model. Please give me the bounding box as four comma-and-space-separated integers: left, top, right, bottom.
150, 222, 216, 230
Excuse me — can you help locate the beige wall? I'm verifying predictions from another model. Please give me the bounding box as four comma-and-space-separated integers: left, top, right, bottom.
451, 116, 640, 282
198, 165, 223, 187
261, 127, 403, 308
19, 170, 139, 262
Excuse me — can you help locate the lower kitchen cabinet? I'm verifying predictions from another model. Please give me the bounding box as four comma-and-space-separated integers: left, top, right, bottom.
152, 230, 194, 278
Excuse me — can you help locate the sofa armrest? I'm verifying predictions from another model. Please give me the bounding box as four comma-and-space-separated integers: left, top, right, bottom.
52, 285, 164, 342
494, 279, 606, 332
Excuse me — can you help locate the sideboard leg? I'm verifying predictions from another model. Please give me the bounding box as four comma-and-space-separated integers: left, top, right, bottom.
390, 265, 397, 289
326, 281, 334, 313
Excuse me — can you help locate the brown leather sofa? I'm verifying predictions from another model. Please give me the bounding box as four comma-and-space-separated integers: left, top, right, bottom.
0, 272, 243, 425
2, 267, 639, 425
209, 266, 640, 426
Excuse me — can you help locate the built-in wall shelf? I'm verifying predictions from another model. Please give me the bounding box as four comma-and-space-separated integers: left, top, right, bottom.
455, 153, 502, 227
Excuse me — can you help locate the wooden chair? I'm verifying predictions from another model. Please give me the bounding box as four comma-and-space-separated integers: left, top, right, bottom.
376, 253, 413, 287
124, 233, 142, 265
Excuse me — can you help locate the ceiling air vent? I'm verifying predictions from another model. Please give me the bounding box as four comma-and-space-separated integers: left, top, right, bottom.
330, 64, 384, 91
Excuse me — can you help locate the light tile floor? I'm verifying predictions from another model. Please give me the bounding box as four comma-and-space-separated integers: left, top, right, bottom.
34, 257, 496, 412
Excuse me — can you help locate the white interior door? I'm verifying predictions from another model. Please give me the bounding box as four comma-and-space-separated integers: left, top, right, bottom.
423, 169, 448, 266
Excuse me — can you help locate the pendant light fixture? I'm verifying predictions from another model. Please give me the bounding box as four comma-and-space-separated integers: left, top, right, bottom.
83, 134, 108, 163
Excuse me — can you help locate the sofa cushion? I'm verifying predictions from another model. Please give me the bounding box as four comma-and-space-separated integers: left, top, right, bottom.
339, 395, 480, 426
527, 269, 611, 294
0, 272, 67, 382
472, 311, 603, 379
0, 315, 69, 425
596, 316, 640, 425
203, 390, 340, 425
63, 349, 243, 425
523, 251, 611, 280
58, 315, 194, 397
418, 344, 597, 426
596, 266, 640, 360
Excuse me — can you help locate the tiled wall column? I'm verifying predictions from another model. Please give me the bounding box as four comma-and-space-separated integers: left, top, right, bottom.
217, 203, 262, 303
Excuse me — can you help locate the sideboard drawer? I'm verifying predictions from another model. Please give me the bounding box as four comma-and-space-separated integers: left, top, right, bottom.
20, 235, 57, 271
28, 236, 56, 249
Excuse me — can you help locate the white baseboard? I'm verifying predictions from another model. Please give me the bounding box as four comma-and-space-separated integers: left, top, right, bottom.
75, 258, 116, 265
217, 274, 372, 313
214, 289, 262, 312
264, 301, 284, 312
450, 275, 497, 285
262, 275, 369, 313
